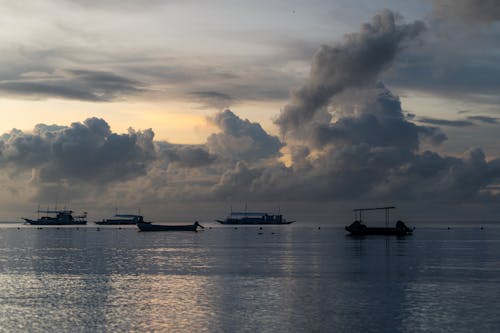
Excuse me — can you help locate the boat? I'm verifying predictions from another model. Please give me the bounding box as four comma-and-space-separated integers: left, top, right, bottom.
95, 214, 144, 225
137, 221, 204, 232
345, 206, 413, 236
23, 209, 87, 225
216, 211, 295, 225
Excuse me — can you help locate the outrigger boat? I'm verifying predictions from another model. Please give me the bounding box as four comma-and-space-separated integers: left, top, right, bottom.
216, 211, 294, 225
137, 221, 204, 232
95, 214, 144, 225
23, 209, 87, 225
345, 206, 413, 236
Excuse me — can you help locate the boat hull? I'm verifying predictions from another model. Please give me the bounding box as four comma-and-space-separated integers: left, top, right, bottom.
216, 220, 294, 225
345, 226, 412, 236
95, 220, 137, 225
137, 221, 202, 232
23, 219, 87, 226
345, 220, 413, 236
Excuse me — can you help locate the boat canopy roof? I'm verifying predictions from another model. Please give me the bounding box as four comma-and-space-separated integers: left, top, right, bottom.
230, 212, 270, 216
37, 209, 73, 214
114, 214, 142, 218
353, 206, 395, 212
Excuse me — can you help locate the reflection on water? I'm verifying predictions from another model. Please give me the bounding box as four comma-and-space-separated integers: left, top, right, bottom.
0, 225, 500, 332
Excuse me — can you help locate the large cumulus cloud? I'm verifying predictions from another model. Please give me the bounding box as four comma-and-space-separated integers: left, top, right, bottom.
0, 117, 156, 183
207, 109, 284, 162
275, 10, 425, 139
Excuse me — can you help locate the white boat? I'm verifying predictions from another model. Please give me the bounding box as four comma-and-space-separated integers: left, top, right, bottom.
216, 211, 295, 225
95, 214, 144, 225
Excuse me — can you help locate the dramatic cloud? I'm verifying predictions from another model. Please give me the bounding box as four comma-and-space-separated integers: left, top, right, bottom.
207, 110, 284, 161
275, 10, 426, 138
0, 118, 156, 183
157, 143, 216, 168
1, 7, 500, 220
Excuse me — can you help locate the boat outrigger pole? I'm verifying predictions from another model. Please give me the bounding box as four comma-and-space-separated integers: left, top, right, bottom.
352, 206, 396, 228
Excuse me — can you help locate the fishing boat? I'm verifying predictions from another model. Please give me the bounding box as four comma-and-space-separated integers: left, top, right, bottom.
345, 206, 413, 236
95, 214, 144, 225
23, 209, 87, 225
216, 211, 295, 225
137, 221, 204, 232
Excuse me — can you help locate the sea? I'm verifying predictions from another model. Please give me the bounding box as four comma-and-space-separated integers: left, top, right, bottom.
0, 221, 499, 332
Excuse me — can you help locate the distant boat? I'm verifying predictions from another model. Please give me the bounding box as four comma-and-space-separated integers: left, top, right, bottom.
137, 221, 204, 232
95, 214, 144, 225
216, 211, 295, 225
345, 206, 413, 236
23, 209, 87, 225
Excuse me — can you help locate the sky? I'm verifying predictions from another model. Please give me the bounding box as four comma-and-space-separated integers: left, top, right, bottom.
1, 0, 500, 222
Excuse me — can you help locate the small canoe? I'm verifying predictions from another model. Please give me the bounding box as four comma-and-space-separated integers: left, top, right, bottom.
137, 221, 204, 232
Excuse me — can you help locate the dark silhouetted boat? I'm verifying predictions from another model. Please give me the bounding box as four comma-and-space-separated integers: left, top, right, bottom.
137, 221, 204, 232
95, 214, 144, 225
345, 206, 413, 236
216, 211, 295, 225
23, 209, 87, 225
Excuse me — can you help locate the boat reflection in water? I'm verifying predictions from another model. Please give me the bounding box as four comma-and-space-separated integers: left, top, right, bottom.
345, 206, 413, 236
137, 221, 204, 232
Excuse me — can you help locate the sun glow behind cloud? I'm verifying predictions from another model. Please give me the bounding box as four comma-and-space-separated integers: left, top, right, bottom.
0, 98, 221, 144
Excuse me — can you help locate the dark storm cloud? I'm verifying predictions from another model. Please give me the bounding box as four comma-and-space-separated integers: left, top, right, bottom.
207, 110, 284, 161
208, 141, 500, 204
0, 69, 143, 102
0, 118, 156, 183
434, 0, 500, 23
418, 117, 474, 127
157, 142, 216, 168
275, 10, 426, 137
302, 85, 445, 150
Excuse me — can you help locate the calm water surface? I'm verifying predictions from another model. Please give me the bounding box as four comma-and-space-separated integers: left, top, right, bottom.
0, 223, 499, 332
